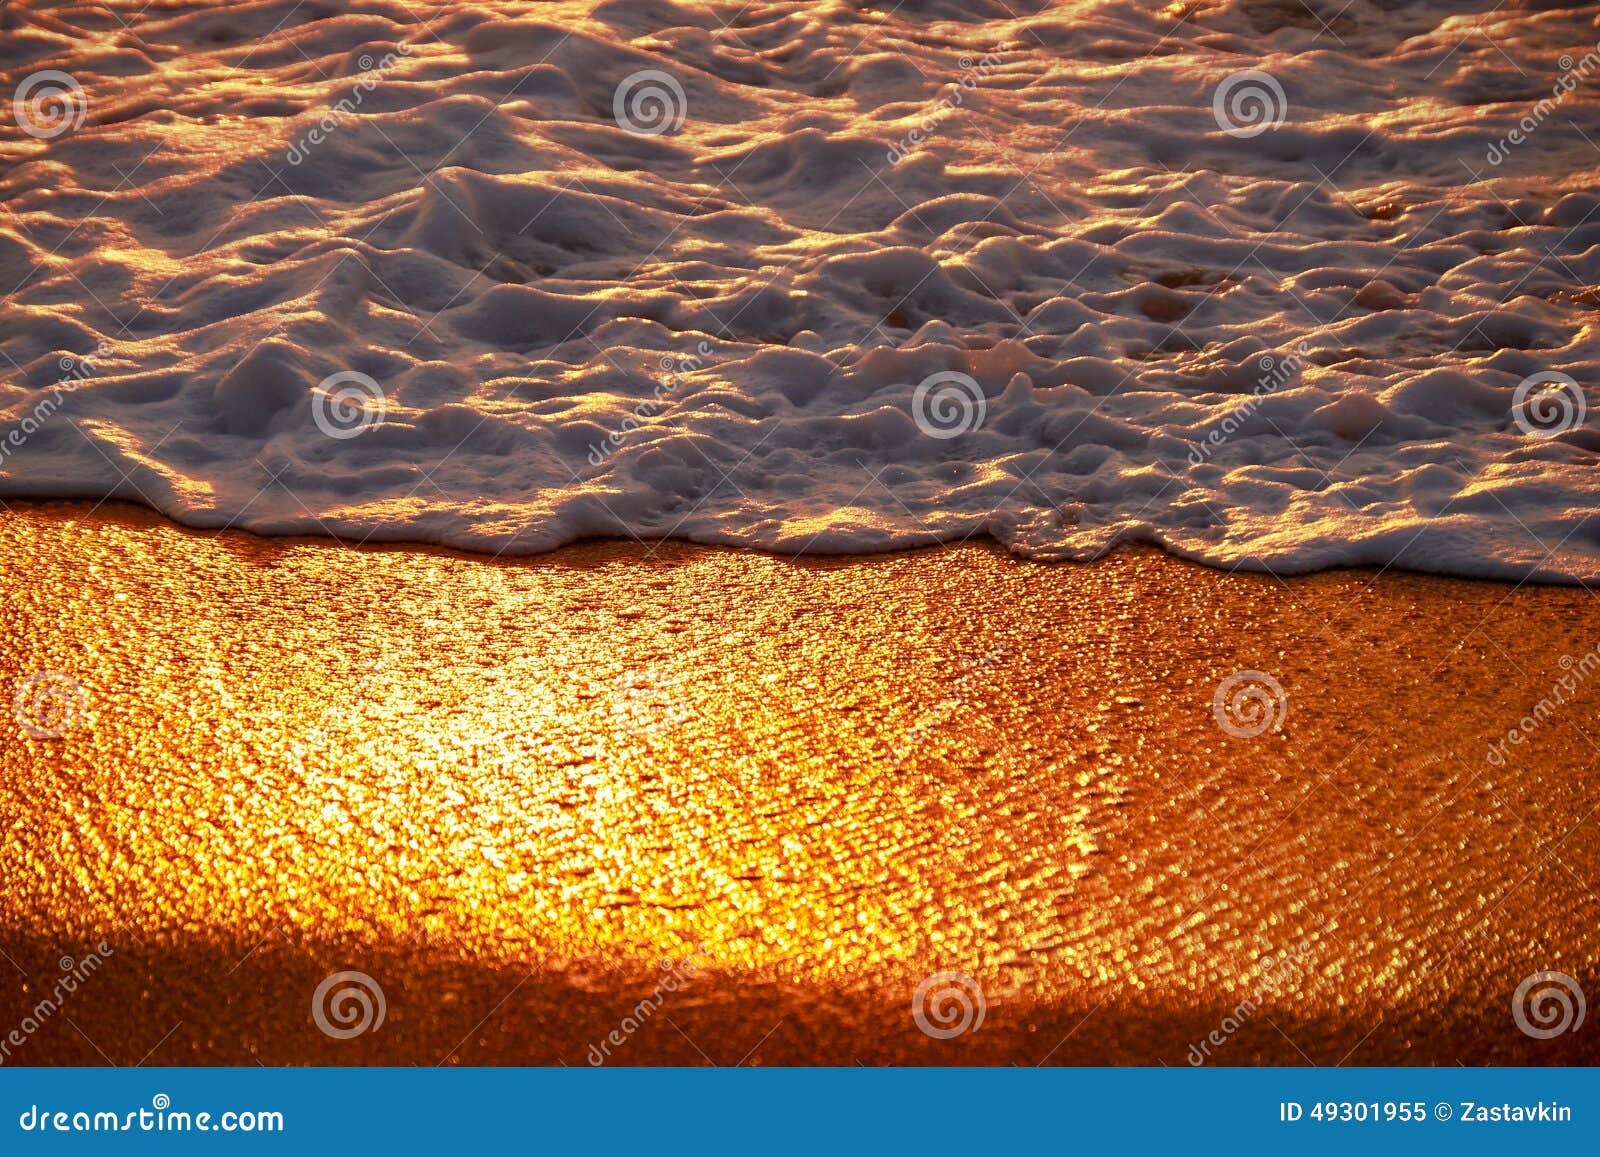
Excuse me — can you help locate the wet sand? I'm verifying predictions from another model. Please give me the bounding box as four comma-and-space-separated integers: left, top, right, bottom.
1, 501, 1597, 1065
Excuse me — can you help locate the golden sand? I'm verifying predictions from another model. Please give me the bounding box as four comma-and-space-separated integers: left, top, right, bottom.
1, 502, 1596, 1065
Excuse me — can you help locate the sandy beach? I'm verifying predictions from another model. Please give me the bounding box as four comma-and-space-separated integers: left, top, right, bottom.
0, 501, 1596, 1065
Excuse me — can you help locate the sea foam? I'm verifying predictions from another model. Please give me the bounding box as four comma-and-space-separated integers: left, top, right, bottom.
2, 0, 1599, 581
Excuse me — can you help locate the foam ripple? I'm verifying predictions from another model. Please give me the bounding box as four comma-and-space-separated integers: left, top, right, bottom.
2, 0, 1599, 580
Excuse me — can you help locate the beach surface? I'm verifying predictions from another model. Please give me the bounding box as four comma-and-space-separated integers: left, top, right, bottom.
1, 501, 1597, 1065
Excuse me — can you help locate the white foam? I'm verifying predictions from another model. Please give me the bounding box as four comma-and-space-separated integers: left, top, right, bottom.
3, 0, 1599, 581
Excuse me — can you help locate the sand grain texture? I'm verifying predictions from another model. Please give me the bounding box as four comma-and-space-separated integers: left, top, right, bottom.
0, 503, 1597, 1065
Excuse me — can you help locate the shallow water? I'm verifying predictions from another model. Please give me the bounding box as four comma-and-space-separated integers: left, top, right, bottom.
2, 1, 1599, 579
3, 502, 1599, 1063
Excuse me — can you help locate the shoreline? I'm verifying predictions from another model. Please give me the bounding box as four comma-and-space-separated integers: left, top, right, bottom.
0, 496, 1588, 589
2, 500, 1597, 1065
